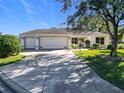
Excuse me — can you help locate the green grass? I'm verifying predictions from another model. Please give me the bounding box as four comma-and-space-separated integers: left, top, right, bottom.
74, 49, 124, 90
122, 35, 124, 39
0, 54, 24, 66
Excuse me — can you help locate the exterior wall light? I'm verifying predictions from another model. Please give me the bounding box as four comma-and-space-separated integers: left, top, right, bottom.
22, 37, 24, 39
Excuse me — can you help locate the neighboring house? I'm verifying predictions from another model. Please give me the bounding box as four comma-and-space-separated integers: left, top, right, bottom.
20, 28, 110, 49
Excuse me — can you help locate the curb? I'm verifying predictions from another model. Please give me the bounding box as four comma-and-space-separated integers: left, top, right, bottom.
0, 71, 31, 93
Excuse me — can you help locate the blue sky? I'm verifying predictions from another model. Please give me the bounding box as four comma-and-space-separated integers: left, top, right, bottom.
0, 0, 74, 35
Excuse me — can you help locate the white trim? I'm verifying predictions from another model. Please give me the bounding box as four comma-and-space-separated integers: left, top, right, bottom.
35, 36, 39, 49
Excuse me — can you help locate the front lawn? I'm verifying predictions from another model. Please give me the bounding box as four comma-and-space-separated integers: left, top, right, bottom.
74, 49, 124, 90
0, 54, 24, 66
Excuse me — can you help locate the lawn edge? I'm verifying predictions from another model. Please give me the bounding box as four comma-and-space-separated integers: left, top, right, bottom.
73, 52, 124, 92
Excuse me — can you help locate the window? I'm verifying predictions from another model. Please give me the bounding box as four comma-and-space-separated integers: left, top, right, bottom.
79, 38, 84, 42
72, 38, 78, 44
96, 37, 104, 44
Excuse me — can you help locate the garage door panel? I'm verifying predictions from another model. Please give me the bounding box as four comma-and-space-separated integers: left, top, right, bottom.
25, 38, 35, 49
40, 37, 67, 49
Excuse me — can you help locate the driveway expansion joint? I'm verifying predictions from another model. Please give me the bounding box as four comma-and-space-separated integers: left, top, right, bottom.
0, 71, 31, 93
42, 66, 51, 93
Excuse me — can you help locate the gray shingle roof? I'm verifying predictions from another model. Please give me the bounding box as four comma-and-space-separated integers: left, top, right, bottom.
20, 28, 72, 35
72, 31, 108, 35
20, 28, 108, 36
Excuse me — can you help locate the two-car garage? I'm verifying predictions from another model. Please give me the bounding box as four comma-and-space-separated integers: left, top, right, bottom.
24, 37, 68, 49
21, 28, 72, 49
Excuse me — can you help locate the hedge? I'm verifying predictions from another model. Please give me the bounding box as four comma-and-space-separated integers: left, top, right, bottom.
0, 35, 21, 57
118, 44, 124, 49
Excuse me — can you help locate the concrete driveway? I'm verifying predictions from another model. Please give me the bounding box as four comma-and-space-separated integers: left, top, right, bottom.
0, 50, 124, 93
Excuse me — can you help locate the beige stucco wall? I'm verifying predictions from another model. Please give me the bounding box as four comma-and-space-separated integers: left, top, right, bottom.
20, 36, 24, 49
70, 34, 110, 48
88, 34, 110, 48
104, 35, 110, 48
20, 33, 110, 49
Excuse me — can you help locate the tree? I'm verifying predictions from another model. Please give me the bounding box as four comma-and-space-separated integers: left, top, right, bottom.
57, 0, 124, 56
75, 16, 107, 32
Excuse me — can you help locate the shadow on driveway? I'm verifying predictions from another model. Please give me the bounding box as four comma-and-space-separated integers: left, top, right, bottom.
0, 52, 124, 93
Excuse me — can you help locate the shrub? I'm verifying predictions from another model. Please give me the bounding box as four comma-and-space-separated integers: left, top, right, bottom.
85, 40, 90, 48
93, 43, 99, 49
0, 35, 21, 57
118, 44, 124, 49
107, 44, 112, 49
71, 43, 77, 49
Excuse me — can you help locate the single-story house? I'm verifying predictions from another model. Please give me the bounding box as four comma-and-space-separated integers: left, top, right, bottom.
20, 28, 110, 49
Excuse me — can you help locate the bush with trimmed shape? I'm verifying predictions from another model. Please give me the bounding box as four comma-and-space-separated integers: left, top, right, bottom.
93, 43, 99, 49
107, 44, 112, 49
71, 43, 77, 49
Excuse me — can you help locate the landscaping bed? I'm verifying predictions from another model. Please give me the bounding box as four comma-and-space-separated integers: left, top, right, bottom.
74, 49, 124, 90
0, 54, 24, 67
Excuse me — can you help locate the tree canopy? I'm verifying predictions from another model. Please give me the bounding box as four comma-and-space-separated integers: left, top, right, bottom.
57, 0, 124, 56
74, 16, 107, 32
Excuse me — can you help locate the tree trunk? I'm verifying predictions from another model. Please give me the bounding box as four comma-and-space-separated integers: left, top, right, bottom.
110, 39, 117, 56
110, 22, 118, 57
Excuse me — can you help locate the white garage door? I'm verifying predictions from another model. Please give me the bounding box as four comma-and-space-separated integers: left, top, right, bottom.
25, 37, 35, 49
40, 37, 68, 49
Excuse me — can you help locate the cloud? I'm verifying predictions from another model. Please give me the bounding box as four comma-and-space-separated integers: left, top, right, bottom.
0, 3, 15, 14
40, 22, 48, 26
0, 3, 20, 23
50, 2, 55, 22
19, 0, 33, 14
19, 0, 37, 24
6, 12, 20, 23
